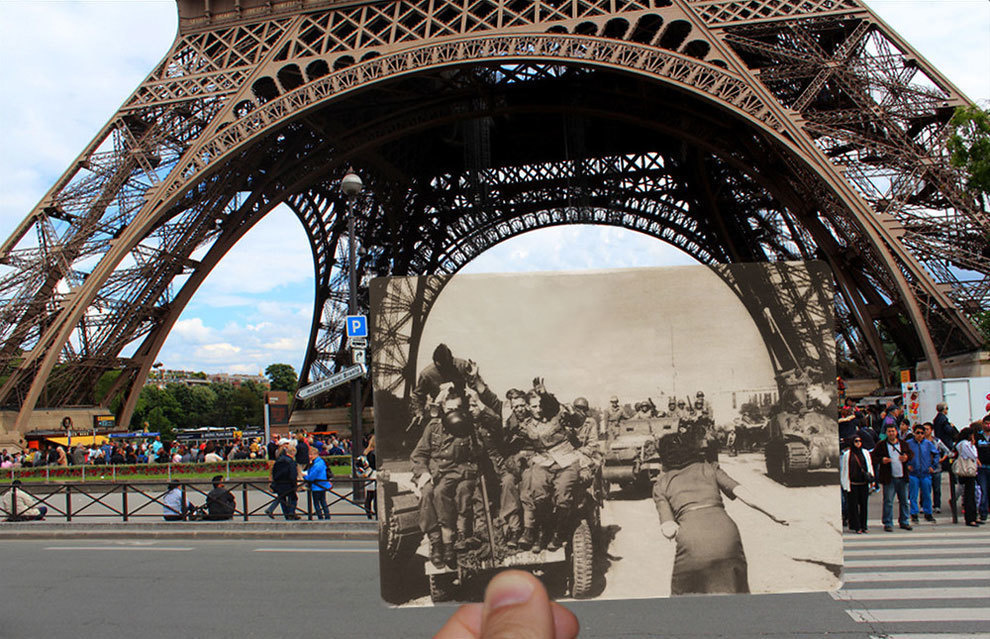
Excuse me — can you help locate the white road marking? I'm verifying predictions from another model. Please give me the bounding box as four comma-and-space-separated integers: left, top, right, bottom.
832, 587, 990, 600
843, 570, 990, 582
253, 547, 378, 553
848, 608, 990, 623
845, 536, 990, 544
845, 547, 990, 557
845, 557, 990, 567
869, 635, 990, 639
44, 546, 193, 551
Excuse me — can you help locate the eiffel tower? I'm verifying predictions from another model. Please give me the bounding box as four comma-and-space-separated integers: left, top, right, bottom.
0, 0, 986, 435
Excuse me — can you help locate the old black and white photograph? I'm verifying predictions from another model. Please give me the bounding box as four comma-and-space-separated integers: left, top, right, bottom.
370, 262, 841, 606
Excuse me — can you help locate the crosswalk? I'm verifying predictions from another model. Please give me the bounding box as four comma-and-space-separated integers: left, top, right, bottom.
835, 520, 990, 639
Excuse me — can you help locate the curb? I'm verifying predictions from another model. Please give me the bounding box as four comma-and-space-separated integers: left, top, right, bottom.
0, 522, 379, 541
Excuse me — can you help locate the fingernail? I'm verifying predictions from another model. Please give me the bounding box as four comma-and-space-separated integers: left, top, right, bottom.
485, 571, 536, 611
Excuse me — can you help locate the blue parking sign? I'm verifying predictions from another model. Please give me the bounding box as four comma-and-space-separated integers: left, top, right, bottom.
346, 315, 368, 338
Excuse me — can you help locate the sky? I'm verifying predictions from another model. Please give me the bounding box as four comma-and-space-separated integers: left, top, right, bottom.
0, 0, 987, 376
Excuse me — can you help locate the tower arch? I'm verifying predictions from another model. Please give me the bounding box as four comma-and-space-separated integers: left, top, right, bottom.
0, 0, 986, 433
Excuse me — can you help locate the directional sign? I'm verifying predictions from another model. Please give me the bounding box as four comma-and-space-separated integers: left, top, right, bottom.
353, 348, 366, 365
346, 315, 368, 338
296, 363, 366, 400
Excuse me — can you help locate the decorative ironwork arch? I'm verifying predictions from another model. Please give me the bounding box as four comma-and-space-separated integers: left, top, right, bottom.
1, 0, 987, 434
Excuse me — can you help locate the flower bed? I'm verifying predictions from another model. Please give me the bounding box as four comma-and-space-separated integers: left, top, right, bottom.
6, 455, 356, 483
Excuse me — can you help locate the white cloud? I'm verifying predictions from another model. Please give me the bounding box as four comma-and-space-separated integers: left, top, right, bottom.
196, 343, 242, 360
866, 0, 990, 102
172, 318, 213, 343
264, 337, 303, 351
194, 206, 313, 301
1, 0, 985, 376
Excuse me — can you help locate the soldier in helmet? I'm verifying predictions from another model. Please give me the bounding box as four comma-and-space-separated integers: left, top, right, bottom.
688, 391, 718, 463
409, 343, 499, 422
694, 390, 713, 421
410, 389, 482, 569
465, 387, 525, 547
605, 395, 626, 439
635, 401, 656, 420
567, 397, 603, 482
518, 379, 583, 553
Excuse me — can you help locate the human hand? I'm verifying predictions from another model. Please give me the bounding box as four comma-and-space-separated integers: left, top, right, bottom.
434, 570, 579, 639
660, 521, 679, 539
532, 377, 547, 394
466, 359, 480, 379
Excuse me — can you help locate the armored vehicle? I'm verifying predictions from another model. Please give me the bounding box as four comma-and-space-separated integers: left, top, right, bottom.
602, 416, 675, 492
379, 468, 604, 604
764, 410, 839, 484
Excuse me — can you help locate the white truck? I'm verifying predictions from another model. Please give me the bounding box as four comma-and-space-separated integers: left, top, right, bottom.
902, 376, 990, 430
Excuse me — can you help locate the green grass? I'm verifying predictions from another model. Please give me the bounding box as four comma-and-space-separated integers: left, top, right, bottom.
7, 466, 353, 484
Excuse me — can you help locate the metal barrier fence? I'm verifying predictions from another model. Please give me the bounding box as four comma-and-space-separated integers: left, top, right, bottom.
0, 478, 376, 522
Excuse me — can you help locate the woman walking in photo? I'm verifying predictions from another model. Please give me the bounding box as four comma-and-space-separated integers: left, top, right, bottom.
653, 435, 788, 595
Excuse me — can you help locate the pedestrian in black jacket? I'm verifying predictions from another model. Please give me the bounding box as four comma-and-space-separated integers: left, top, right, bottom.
271, 447, 299, 520
873, 425, 913, 532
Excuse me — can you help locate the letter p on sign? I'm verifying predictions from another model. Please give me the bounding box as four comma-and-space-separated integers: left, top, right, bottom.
346, 315, 368, 338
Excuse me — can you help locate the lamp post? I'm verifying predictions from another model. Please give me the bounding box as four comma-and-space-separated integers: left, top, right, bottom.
341, 170, 365, 503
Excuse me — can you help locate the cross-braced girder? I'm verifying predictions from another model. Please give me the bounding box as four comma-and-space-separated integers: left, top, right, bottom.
0, 0, 987, 433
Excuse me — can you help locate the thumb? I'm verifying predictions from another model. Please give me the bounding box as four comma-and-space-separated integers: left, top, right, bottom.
480, 571, 554, 639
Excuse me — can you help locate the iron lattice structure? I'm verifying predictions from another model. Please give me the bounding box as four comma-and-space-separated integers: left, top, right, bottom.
1, 0, 987, 431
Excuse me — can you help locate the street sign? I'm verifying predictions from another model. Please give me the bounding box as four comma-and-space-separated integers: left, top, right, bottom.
353, 348, 366, 365
346, 315, 368, 338
296, 363, 367, 399
347, 336, 367, 349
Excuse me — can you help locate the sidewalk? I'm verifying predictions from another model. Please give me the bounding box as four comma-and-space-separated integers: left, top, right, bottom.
0, 519, 378, 540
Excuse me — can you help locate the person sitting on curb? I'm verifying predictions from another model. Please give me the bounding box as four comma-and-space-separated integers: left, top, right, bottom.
162, 480, 194, 521
1, 480, 48, 521
205, 475, 236, 521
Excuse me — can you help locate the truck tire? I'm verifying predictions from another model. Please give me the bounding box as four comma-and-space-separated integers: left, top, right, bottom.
429, 573, 458, 603
569, 519, 595, 599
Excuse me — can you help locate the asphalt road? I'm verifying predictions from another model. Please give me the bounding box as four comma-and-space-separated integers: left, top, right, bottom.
0, 537, 868, 639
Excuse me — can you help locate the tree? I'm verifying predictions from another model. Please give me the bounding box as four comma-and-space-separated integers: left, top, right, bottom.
265, 363, 298, 393
947, 104, 990, 196
974, 310, 990, 349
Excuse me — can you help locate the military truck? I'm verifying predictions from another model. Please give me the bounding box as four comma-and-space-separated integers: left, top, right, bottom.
379, 468, 604, 604
764, 410, 838, 484
602, 416, 676, 492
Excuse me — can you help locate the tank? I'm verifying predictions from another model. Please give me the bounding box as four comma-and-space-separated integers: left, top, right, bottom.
764, 410, 839, 484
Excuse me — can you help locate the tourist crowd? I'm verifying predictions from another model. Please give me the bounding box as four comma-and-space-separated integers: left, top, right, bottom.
839, 401, 989, 531
0, 432, 362, 469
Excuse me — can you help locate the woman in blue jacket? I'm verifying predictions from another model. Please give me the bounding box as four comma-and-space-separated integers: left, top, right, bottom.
304, 447, 332, 520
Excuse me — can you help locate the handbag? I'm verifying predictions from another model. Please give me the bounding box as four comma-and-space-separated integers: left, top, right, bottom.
953, 455, 978, 478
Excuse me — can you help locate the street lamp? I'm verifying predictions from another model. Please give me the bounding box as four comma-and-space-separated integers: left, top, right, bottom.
341, 170, 365, 503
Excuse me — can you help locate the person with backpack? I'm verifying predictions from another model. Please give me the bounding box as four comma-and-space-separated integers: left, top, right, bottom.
304, 447, 331, 520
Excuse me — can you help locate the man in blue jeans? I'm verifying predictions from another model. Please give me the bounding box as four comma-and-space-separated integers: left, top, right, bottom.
906, 424, 939, 522
976, 416, 990, 522
873, 425, 912, 531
